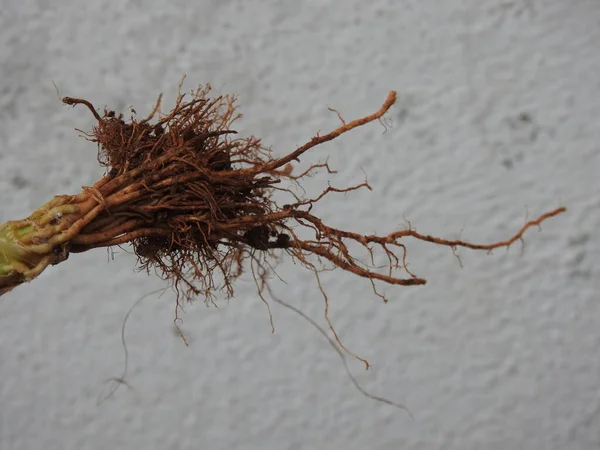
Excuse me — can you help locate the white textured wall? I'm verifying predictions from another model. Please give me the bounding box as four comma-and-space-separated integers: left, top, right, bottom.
1, 1, 599, 449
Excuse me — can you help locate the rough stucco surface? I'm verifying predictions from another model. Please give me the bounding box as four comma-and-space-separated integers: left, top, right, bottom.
0, 0, 599, 449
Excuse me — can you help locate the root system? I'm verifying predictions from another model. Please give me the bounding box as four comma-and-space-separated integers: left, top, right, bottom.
0, 83, 565, 319
0, 82, 567, 411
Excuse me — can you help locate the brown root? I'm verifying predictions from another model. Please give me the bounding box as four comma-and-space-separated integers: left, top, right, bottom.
61, 88, 425, 303
54, 85, 566, 366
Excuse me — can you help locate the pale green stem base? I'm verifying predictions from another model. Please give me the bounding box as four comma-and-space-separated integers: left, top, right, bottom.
0, 198, 82, 296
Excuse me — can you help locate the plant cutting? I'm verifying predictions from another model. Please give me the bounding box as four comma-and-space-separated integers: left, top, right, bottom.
0, 83, 565, 318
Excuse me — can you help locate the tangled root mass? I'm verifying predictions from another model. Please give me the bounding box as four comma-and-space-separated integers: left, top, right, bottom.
62, 84, 564, 336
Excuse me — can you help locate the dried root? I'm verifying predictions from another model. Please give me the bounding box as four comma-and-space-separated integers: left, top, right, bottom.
0, 83, 565, 320
0, 83, 566, 411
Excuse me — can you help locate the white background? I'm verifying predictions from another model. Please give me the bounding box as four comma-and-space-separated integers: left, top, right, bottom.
1, 1, 599, 449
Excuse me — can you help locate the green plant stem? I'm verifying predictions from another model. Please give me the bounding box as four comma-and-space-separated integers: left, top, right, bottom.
0, 198, 83, 296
